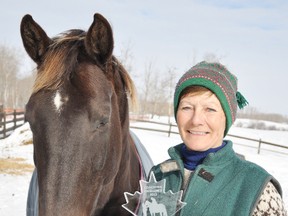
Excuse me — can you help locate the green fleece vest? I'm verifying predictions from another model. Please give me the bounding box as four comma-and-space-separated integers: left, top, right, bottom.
150, 141, 282, 216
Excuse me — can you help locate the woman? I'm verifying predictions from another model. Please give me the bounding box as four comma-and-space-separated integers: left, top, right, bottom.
150, 61, 287, 215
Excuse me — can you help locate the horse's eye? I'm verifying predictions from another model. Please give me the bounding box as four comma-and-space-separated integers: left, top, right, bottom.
97, 122, 107, 128
93, 118, 109, 131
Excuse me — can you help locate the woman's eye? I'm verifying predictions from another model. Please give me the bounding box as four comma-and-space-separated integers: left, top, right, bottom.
181, 106, 191, 110
207, 107, 216, 112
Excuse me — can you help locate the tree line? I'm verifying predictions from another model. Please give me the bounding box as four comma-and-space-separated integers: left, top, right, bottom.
0, 44, 35, 109
1, 43, 287, 124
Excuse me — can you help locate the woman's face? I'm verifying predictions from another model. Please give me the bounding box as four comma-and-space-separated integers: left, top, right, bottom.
176, 90, 226, 151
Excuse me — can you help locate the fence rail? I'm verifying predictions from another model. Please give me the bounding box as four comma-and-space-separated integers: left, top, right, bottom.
130, 119, 288, 155
1, 112, 287, 155
0, 108, 25, 139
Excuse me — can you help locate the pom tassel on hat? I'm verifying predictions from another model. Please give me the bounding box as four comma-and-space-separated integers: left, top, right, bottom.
236, 91, 248, 109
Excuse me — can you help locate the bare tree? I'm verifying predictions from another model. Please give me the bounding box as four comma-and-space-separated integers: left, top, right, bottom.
137, 62, 177, 119
117, 41, 135, 76
203, 52, 227, 63
0, 44, 36, 109
149, 73, 165, 118
0, 45, 19, 108
16, 70, 36, 107
116, 43, 140, 112
140, 61, 154, 115
165, 67, 177, 122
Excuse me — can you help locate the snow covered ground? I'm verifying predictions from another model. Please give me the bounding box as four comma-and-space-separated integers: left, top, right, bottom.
0, 119, 288, 215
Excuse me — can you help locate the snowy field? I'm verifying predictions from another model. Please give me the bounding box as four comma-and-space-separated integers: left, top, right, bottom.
0, 119, 288, 215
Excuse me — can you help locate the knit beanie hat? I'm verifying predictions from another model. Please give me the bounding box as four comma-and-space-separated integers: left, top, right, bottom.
174, 61, 248, 136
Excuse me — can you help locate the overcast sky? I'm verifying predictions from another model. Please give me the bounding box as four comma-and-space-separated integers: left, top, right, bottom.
1, 0, 288, 116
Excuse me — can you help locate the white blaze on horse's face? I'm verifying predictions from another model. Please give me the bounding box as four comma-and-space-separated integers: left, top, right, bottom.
54, 90, 68, 112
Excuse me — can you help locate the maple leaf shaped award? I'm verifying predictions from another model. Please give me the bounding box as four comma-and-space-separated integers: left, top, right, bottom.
122, 172, 186, 216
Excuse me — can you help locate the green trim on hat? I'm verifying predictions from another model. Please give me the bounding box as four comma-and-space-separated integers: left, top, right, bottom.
174, 78, 233, 136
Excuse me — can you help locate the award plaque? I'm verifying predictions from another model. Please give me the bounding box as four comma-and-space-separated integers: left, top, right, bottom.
122, 172, 186, 216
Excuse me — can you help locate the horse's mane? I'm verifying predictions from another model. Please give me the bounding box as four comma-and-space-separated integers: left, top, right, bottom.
32, 30, 136, 106
111, 57, 137, 108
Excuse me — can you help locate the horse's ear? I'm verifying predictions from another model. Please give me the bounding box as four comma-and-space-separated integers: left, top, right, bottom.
20, 14, 51, 65
85, 13, 114, 64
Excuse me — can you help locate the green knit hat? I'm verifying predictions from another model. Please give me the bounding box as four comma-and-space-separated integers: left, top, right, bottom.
174, 61, 248, 136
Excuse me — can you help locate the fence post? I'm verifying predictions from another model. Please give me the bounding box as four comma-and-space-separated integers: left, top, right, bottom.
3, 111, 6, 138
168, 123, 172, 137
13, 109, 17, 130
257, 139, 262, 154
0, 104, 3, 126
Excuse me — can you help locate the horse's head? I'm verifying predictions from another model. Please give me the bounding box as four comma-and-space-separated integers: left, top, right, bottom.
21, 13, 138, 215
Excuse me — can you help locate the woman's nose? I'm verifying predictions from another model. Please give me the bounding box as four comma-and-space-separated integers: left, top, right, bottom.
190, 109, 204, 125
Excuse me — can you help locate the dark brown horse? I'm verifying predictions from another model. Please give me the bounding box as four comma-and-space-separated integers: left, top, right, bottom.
21, 13, 142, 216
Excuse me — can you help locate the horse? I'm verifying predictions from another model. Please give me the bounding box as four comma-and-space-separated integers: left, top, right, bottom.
144, 198, 168, 216
21, 13, 147, 216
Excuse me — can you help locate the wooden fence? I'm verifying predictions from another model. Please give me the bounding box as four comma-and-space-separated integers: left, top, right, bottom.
1, 112, 287, 155
0, 107, 25, 139
130, 119, 288, 155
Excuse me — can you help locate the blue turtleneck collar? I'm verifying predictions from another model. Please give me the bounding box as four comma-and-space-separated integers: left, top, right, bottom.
181, 141, 227, 171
